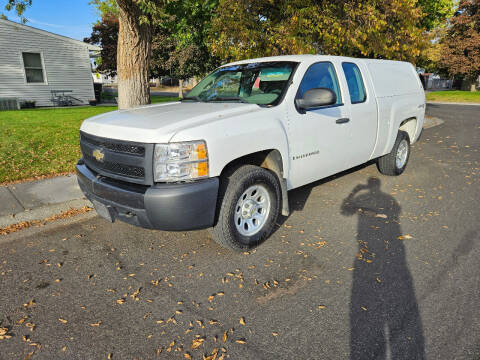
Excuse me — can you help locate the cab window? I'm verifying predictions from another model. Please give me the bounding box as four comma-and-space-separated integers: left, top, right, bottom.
297, 62, 342, 105
342, 62, 366, 103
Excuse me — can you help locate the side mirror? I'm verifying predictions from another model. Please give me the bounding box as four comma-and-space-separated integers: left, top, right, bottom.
295, 88, 337, 110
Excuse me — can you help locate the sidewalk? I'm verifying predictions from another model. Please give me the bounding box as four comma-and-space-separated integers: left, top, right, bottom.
0, 175, 91, 228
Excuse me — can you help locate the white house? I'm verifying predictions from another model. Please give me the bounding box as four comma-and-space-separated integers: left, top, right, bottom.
0, 19, 100, 107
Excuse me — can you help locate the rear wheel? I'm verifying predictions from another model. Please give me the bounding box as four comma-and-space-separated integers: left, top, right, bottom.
377, 131, 410, 176
210, 165, 281, 251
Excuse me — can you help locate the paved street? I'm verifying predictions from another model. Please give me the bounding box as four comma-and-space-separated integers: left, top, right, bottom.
0, 104, 478, 360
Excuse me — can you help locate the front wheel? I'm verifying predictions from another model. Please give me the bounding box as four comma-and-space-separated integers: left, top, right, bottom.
210, 165, 281, 251
377, 130, 411, 176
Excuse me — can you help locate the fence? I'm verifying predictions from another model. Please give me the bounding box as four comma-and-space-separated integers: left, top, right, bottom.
426, 78, 454, 90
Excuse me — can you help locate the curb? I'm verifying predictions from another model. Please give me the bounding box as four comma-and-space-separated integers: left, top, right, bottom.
0, 211, 97, 245
427, 101, 480, 106
0, 198, 93, 228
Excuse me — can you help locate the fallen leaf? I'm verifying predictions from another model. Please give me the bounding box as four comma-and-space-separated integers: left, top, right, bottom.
90, 321, 102, 327
272, 332, 279, 336
240, 317, 245, 326
192, 338, 205, 349
58, 318, 67, 324
235, 339, 246, 344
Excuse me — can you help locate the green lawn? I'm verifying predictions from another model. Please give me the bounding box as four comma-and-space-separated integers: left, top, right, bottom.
426, 90, 480, 103
0, 96, 178, 184
150, 95, 179, 104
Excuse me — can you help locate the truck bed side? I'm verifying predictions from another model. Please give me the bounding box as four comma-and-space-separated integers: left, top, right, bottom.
363, 60, 425, 159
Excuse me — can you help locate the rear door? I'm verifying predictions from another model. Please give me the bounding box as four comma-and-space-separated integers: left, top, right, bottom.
339, 61, 378, 164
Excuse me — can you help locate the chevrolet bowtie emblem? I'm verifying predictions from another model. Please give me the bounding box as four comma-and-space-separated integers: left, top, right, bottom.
93, 149, 105, 162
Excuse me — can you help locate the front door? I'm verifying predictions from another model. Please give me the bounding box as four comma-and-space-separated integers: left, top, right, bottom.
287, 61, 353, 189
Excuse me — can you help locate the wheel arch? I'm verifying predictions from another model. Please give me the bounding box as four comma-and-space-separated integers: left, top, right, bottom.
219, 149, 290, 216
399, 117, 417, 143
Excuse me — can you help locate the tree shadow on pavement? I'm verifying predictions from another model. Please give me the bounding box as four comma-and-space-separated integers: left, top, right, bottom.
341, 177, 425, 360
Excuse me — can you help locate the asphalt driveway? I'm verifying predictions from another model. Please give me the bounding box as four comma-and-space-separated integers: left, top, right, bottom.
0, 104, 478, 359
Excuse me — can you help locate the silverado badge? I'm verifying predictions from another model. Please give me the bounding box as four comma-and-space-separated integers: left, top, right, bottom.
93, 149, 105, 162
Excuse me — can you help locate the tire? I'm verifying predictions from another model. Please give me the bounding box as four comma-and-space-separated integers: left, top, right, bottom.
377, 130, 411, 176
210, 165, 281, 251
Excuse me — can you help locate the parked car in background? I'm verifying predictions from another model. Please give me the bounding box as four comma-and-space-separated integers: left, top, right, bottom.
76, 55, 425, 250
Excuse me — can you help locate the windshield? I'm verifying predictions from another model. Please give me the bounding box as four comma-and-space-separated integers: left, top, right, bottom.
186, 61, 297, 106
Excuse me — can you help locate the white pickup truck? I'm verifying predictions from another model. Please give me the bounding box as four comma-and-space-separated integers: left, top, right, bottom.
77, 55, 425, 250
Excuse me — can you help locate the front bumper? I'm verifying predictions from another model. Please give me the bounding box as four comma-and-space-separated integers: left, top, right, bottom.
76, 161, 219, 231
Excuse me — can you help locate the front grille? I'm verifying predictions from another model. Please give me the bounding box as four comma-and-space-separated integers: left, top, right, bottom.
81, 133, 145, 156
80, 131, 153, 185
83, 154, 145, 179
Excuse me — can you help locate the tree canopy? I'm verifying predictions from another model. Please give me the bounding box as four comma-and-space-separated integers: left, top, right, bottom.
84, 13, 119, 76
209, 0, 455, 64
440, 0, 480, 83
87, 0, 219, 80
1, 0, 31, 22
417, 0, 455, 30
150, 0, 219, 80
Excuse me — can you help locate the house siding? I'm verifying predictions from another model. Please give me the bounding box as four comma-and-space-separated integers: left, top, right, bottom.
0, 20, 95, 107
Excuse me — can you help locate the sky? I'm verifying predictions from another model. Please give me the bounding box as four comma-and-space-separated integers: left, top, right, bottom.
1, 0, 99, 41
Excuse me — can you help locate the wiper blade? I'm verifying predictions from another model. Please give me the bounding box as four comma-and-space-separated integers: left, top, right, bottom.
207, 96, 250, 104
181, 96, 203, 102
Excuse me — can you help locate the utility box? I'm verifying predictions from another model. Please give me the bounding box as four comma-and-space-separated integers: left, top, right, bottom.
0, 98, 19, 111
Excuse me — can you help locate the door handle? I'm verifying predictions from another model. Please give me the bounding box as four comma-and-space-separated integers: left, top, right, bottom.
336, 118, 350, 124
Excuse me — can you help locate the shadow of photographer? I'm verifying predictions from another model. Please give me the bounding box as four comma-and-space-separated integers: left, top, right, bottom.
341, 177, 425, 360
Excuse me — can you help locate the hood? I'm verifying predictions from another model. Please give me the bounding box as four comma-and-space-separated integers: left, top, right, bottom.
80, 101, 262, 143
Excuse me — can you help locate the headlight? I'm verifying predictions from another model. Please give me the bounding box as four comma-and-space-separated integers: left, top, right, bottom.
154, 141, 209, 182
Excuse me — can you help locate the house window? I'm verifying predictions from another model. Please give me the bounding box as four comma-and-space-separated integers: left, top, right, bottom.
22, 52, 45, 83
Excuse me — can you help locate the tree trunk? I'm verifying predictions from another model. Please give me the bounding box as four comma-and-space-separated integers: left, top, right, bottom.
116, 0, 152, 110
178, 79, 184, 99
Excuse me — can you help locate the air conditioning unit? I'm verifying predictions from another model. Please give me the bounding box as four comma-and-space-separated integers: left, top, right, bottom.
0, 98, 20, 111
